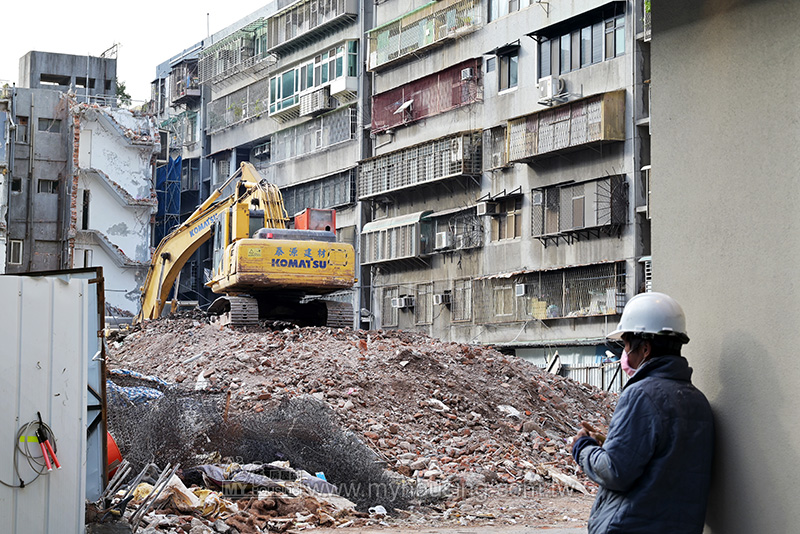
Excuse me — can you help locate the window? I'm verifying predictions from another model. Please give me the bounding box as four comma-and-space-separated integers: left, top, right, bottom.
486, 57, 496, 73
538, 12, 625, 78
415, 283, 433, 325
81, 190, 90, 230
499, 51, 518, 91
382, 286, 399, 327
16, 116, 28, 143
216, 159, 230, 184
531, 175, 627, 244
9, 240, 23, 265
453, 279, 472, 322
269, 41, 355, 115
38, 118, 62, 133
491, 197, 523, 241
493, 283, 514, 316
489, 0, 532, 22
38, 179, 58, 194
11, 178, 22, 193
605, 16, 625, 59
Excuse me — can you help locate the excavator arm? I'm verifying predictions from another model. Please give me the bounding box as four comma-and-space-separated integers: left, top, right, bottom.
136, 163, 288, 322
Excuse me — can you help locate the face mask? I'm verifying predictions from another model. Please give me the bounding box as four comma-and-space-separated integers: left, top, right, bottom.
620, 349, 638, 377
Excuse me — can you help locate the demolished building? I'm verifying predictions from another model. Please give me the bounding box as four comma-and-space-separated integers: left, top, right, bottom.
1, 51, 159, 315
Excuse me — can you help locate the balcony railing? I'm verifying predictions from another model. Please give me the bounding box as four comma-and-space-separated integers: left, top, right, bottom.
267, 0, 358, 55
199, 19, 276, 86
366, 0, 481, 71
170, 60, 200, 106
371, 59, 482, 133
359, 131, 481, 199
507, 90, 626, 163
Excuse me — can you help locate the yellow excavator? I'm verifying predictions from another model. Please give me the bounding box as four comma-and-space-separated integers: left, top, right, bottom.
136, 162, 356, 327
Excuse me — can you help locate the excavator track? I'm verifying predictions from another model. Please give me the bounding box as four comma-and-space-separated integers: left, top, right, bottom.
208, 296, 260, 326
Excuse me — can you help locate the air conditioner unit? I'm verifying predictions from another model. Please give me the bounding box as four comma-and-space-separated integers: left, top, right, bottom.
461, 67, 475, 81
391, 297, 403, 308
515, 283, 527, 297
477, 201, 497, 216
433, 292, 452, 306
454, 234, 466, 249
532, 191, 544, 205
435, 231, 453, 250
402, 296, 415, 308
300, 86, 333, 117
538, 76, 564, 104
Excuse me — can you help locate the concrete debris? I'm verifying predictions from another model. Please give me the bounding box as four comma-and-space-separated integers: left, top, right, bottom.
103, 317, 617, 528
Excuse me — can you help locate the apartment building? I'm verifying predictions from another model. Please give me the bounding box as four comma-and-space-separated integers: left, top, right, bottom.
154, 1, 370, 316
155, 0, 650, 370
361, 0, 652, 368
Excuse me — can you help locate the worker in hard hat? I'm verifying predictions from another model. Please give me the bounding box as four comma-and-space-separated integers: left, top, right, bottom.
569, 292, 714, 534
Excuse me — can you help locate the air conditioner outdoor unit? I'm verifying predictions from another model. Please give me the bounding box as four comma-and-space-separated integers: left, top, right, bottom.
454, 234, 466, 249
515, 283, 527, 297
435, 231, 453, 250
461, 67, 475, 81
391, 297, 403, 308
300, 86, 333, 117
477, 201, 497, 216
402, 296, 415, 308
433, 292, 452, 306
538, 75, 564, 104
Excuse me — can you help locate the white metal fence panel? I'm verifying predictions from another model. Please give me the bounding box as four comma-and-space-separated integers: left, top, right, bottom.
0, 275, 89, 534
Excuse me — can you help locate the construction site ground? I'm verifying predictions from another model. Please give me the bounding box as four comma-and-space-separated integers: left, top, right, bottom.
101, 316, 611, 533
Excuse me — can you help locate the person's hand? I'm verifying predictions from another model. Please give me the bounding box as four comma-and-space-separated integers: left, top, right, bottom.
581, 421, 607, 445
567, 426, 590, 452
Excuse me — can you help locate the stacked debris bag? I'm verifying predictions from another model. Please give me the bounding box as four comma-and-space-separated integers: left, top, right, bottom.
104, 317, 617, 529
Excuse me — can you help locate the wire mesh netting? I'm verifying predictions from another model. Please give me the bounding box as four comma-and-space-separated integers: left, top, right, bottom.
107, 382, 411, 511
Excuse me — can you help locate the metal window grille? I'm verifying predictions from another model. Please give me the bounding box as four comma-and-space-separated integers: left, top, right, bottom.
367, 0, 481, 70
531, 175, 626, 239
483, 125, 508, 170
199, 19, 274, 85
371, 59, 482, 133
361, 223, 418, 264
267, 0, 357, 52
207, 78, 270, 133
415, 283, 433, 324
452, 278, 472, 322
506, 91, 624, 161
270, 106, 356, 163
282, 169, 356, 216
474, 262, 626, 323
358, 131, 481, 199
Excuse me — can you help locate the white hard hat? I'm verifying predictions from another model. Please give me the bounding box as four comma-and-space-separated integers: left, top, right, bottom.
607, 292, 690, 343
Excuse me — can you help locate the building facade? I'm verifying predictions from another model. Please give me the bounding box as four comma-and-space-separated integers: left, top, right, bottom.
154, 0, 651, 372
1, 52, 158, 317
362, 0, 651, 368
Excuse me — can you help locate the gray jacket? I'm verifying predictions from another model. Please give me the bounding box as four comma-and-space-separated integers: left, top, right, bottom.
577, 355, 714, 534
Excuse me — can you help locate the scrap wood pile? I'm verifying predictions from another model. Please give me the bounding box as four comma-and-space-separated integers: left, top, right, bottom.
100, 317, 617, 531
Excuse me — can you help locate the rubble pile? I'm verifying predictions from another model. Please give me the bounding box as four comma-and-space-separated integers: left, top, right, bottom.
102, 317, 616, 531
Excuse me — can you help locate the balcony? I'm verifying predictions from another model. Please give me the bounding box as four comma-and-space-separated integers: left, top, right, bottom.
198, 19, 277, 87
358, 131, 481, 200
267, 0, 358, 56
366, 0, 481, 72
507, 90, 625, 163
531, 174, 627, 247
170, 60, 200, 106
371, 59, 482, 133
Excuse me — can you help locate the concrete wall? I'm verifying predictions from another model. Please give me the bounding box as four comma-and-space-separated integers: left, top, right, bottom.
19, 51, 116, 102
75, 105, 157, 313
652, 1, 800, 532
